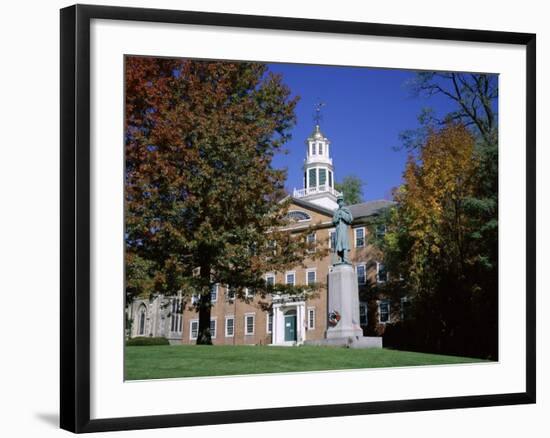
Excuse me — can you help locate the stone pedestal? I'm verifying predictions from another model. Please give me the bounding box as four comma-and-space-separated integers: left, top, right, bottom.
326, 264, 363, 339
305, 263, 382, 349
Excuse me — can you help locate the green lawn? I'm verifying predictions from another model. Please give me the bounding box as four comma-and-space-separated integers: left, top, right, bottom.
125, 345, 488, 380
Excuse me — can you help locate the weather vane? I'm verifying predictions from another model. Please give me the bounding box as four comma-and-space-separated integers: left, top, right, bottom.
313, 101, 326, 126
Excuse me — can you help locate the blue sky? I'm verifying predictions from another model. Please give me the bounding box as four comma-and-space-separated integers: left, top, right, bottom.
268, 63, 458, 201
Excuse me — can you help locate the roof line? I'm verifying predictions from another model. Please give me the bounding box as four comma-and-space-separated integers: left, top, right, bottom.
289, 197, 335, 216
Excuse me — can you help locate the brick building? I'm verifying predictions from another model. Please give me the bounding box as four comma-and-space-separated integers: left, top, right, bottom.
127, 124, 400, 345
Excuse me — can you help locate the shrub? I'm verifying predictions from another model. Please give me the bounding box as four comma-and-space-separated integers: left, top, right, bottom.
126, 336, 170, 346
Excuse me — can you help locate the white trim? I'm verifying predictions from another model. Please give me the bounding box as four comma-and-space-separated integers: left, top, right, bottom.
226, 285, 235, 301
189, 319, 199, 340
285, 271, 296, 286
210, 318, 217, 339
354, 227, 366, 248
378, 299, 391, 324
265, 273, 275, 286
244, 287, 253, 298
305, 268, 317, 285
306, 231, 316, 252
224, 315, 235, 338
244, 312, 256, 335
266, 312, 273, 334
356, 263, 367, 285
210, 284, 218, 302
376, 261, 388, 283
307, 307, 316, 330
287, 210, 312, 222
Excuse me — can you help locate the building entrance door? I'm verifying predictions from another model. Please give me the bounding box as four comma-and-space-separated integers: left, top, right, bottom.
284, 310, 297, 342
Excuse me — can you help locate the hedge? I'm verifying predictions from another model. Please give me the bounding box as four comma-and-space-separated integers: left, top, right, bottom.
126, 336, 170, 346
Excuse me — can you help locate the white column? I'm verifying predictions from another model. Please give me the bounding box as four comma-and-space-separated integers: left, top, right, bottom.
296, 303, 304, 344
273, 304, 284, 345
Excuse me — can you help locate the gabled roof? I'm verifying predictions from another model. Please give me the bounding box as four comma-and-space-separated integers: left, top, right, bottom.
348, 199, 396, 219
287, 196, 335, 217
285, 196, 395, 221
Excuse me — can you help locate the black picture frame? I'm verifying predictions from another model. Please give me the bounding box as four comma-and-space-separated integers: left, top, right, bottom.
60, 4, 536, 433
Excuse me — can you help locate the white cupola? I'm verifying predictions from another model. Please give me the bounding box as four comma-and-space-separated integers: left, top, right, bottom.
293, 123, 341, 210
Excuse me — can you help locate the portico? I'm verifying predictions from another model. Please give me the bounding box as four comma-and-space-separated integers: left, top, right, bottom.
271, 296, 307, 346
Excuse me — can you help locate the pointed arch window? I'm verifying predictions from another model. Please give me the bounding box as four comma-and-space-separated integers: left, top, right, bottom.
138, 305, 146, 335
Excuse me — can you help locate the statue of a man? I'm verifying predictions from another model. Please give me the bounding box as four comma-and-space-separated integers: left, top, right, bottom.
332, 194, 353, 264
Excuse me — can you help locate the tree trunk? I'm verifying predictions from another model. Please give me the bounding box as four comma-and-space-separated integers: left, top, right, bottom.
196, 264, 212, 345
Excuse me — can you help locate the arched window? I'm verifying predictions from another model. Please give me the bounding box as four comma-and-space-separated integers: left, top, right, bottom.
286, 210, 312, 222
138, 305, 146, 335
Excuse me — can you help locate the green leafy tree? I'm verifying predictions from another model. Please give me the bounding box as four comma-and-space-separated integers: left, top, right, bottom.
335, 175, 365, 205
125, 57, 325, 345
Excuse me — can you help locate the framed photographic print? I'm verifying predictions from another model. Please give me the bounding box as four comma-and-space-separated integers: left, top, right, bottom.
60, 4, 536, 433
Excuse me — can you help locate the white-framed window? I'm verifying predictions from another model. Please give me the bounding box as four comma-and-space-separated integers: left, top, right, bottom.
356, 264, 366, 285
359, 302, 368, 326
306, 232, 316, 252
225, 316, 235, 337
191, 293, 199, 305
210, 284, 218, 302
245, 313, 255, 335
328, 229, 336, 249
210, 318, 217, 339
376, 262, 388, 283
226, 285, 235, 301
379, 299, 390, 323
265, 273, 275, 287
285, 271, 296, 286
245, 287, 254, 298
307, 307, 316, 329
266, 312, 273, 334
189, 319, 199, 340
306, 269, 316, 285
354, 227, 365, 248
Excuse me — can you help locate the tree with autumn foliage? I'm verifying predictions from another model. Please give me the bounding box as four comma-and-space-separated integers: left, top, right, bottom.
125, 56, 325, 345
379, 123, 498, 359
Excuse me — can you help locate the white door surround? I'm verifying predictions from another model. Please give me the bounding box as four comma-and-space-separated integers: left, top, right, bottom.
271, 299, 306, 346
